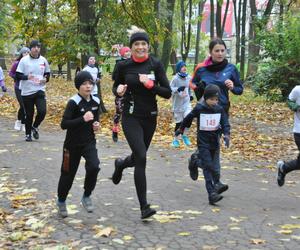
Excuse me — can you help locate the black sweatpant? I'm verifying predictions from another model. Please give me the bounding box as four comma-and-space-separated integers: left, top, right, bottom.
121, 114, 157, 209
14, 88, 26, 124
57, 142, 100, 202
283, 133, 300, 174
22, 91, 47, 135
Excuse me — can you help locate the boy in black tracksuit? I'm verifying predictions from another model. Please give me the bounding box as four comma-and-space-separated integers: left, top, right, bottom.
176, 84, 230, 205
56, 71, 101, 218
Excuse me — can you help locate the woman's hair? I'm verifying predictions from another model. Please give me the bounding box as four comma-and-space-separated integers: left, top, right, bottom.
209, 38, 227, 52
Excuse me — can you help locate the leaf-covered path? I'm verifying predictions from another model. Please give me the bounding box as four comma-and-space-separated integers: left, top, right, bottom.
1, 117, 300, 250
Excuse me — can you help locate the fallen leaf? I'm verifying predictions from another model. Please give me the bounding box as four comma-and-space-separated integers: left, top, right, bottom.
200, 225, 219, 232
250, 238, 266, 245
177, 232, 191, 236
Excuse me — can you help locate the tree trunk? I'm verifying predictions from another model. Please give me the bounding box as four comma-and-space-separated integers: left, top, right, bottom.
240, 0, 247, 80
233, 0, 242, 63
67, 61, 72, 81
77, 0, 98, 67
210, 0, 214, 39
216, 1, 222, 37
247, 0, 259, 76
153, 0, 160, 57
0, 54, 6, 70
40, 0, 47, 56
246, 0, 276, 77
170, 48, 177, 75
194, 0, 205, 67
161, 0, 176, 70
221, 0, 230, 37
180, 0, 193, 62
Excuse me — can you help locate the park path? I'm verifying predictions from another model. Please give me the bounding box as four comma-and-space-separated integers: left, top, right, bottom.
1, 117, 300, 250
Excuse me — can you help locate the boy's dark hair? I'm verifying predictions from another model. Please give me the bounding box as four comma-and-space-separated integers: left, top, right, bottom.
74, 71, 94, 89
204, 84, 220, 100
209, 38, 227, 52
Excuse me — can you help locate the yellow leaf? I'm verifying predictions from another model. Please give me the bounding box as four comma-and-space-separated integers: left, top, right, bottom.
212, 208, 220, 213
94, 227, 115, 238
250, 238, 266, 244
281, 224, 300, 230
123, 235, 133, 241
177, 232, 191, 236
200, 225, 219, 232
277, 230, 293, 235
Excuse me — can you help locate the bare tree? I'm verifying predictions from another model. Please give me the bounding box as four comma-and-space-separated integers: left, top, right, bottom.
194, 0, 206, 67
161, 0, 176, 70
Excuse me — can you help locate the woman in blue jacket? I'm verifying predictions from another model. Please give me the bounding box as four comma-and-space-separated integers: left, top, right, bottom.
191, 38, 243, 114
190, 38, 243, 195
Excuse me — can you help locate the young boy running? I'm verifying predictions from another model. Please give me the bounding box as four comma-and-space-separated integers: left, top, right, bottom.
56, 71, 101, 218
176, 84, 230, 205
170, 61, 193, 147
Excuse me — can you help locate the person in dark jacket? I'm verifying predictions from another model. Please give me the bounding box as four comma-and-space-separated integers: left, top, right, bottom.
191, 38, 243, 114
111, 46, 131, 142
111, 26, 171, 219
56, 71, 101, 218
9, 47, 30, 131
176, 84, 230, 205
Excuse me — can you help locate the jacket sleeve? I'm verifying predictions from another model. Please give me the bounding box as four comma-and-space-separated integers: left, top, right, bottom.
170, 76, 179, 95
112, 63, 124, 97
180, 105, 199, 129
61, 100, 85, 129
9, 62, 18, 80
220, 108, 230, 135
230, 65, 243, 95
151, 61, 172, 99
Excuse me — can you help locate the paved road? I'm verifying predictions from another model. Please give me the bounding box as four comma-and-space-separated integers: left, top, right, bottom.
1, 117, 300, 250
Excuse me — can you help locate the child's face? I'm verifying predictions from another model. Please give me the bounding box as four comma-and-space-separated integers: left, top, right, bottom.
123, 51, 131, 59
180, 66, 187, 73
88, 57, 96, 65
206, 96, 219, 107
79, 81, 94, 97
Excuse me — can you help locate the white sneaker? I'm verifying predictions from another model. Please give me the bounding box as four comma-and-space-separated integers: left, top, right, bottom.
14, 120, 22, 131
21, 124, 26, 132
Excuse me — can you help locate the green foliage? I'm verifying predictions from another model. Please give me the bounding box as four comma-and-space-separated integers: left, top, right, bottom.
250, 13, 300, 101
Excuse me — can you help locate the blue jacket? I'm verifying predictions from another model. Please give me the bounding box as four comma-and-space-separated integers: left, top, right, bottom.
192, 63, 243, 110
181, 101, 230, 150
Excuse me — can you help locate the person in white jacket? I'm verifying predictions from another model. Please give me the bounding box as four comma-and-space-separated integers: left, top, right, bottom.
170, 61, 193, 147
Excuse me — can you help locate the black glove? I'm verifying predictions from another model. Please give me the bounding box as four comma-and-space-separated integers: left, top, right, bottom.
195, 80, 206, 90
224, 135, 230, 148
175, 129, 183, 137
177, 86, 185, 92
190, 96, 194, 101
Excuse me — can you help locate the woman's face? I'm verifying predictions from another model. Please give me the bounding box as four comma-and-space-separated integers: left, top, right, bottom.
210, 44, 226, 63
131, 40, 149, 58
22, 52, 29, 57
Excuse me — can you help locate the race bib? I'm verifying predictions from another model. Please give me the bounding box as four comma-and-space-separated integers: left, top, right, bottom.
200, 113, 221, 131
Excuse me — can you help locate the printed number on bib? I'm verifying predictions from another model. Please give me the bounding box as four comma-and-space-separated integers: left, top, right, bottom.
200, 113, 221, 131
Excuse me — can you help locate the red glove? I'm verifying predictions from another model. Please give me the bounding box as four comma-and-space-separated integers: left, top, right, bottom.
144, 80, 154, 89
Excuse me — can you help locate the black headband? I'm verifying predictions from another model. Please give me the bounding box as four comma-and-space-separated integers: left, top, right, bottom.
129, 32, 149, 47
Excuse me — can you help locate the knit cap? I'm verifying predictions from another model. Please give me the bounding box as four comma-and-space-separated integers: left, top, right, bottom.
119, 47, 130, 57
19, 47, 30, 55
29, 40, 41, 49
74, 71, 94, 90
129, 32, 149, 48
176, 61, 186, 73
203, 84, 220, 100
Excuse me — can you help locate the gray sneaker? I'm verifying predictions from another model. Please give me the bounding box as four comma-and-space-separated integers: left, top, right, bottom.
57, 201, 68, 218
81, 196, 93, 213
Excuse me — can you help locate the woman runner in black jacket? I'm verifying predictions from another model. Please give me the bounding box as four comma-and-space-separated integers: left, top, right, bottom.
111, 26, 171, 219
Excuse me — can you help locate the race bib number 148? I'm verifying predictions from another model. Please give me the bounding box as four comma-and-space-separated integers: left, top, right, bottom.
200, 113, 221, 131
